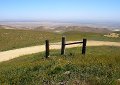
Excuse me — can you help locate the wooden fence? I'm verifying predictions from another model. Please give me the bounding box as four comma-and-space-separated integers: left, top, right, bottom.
45, 37, 87, 58
45, 40, 49, 58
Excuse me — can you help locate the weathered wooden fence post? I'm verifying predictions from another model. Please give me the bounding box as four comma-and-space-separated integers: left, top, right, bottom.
61, 36, 65, 55
82, 39, 87, 55
45, 40, 49, 58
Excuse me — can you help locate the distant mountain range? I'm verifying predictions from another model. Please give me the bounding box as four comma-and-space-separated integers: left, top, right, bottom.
0, 21, 120, 33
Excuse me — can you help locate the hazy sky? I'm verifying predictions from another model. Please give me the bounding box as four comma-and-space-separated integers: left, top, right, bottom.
0, 0, 120, 22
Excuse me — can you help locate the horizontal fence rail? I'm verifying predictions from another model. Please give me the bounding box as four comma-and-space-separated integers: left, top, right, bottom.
65, 41, 83, 45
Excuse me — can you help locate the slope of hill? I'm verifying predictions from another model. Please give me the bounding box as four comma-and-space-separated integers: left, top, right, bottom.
52, 26, 111, 33
0, 46, 120, 85
0, 28, 120, 52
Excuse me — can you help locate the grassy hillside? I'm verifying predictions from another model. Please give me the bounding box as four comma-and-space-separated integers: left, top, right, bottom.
0, 29, 61, 51
0, 46, 120, 85
0, 29, 120, 51
63, 31, 120, 42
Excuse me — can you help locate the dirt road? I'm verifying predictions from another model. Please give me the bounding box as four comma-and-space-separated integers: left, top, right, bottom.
0, 41, 120, 62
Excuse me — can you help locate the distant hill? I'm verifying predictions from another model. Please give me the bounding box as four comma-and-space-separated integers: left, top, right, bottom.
56, 26, 111, 33
0, 22, 112, 33
34, 26, 111, 33
0, 25, 5, 29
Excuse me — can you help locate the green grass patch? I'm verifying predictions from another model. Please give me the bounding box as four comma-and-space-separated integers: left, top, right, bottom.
0, 46, 120, 85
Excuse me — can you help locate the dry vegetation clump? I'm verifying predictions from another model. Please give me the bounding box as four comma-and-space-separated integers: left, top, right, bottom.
104, 33, 119, 38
